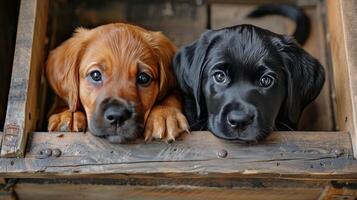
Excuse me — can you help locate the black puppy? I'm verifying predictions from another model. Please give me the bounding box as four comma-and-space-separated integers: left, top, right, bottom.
173, 24, 325, 142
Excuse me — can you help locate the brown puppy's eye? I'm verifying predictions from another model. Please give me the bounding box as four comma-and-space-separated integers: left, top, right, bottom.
137, 72, 152, 86
260, 75, 274, 88
89, 70, 102, 82
213, 71, 227, 83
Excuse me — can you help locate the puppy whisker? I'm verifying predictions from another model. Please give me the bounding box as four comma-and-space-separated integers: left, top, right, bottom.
276, 121, 295, 131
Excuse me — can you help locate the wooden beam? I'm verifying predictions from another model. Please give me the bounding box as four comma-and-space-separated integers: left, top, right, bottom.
327, 0, 357, 158
1, 0, 48, 157
0, 131, 356, 180
13, 182, 322, 200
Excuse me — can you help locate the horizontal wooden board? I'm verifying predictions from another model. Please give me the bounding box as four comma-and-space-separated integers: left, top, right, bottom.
14, 182, 322, 200
0, 131, 356, 180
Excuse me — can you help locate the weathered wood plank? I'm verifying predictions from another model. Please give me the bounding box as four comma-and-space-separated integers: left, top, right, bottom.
318, 185, 357, 200
14, 182, 322, 200
1, 0, 49, 157
0, 131, 355, 180
327, 0, 357, 158
211, 3, 333, 131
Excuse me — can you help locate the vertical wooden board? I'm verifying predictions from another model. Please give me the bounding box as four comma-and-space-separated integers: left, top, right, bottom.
210, 3, 333, 131
14, 183, 322, 200
0, 0, 20, 131
327, 0, 357, 157
125, 1, 207, 47
1, 0, 49, 157
338, 0, 357, 158
318, 185, 357, 200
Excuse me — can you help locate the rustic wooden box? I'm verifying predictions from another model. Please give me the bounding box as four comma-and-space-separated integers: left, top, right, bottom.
1, 0, 357, 199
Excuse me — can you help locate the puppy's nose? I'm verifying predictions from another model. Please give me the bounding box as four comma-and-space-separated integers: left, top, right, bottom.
227, 111, 254, 129
104, 105, 131, 125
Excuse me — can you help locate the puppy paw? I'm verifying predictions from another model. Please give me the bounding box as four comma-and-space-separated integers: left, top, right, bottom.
48, 110, 87, 132
144, 106, 189, 143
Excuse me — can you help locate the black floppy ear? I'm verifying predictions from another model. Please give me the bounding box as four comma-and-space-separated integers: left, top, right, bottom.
173, 30, 214, 120
273, 36, 325, 128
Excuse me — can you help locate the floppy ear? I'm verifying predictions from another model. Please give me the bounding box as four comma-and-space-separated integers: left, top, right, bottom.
273, 36, 325, 128
173, 30, 215, 120
45, 28, 90, 111
147, 32, 177, 101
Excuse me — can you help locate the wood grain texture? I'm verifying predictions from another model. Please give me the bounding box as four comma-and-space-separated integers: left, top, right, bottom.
211, 3, 334, 131
14, 183, 322, 200
318, 185, 357, 200
0, 131, 355, 180
327, 0, 357, 158
1, 0, 48, 157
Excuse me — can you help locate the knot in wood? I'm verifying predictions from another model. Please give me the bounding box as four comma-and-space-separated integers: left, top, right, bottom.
332, 148, 344, 157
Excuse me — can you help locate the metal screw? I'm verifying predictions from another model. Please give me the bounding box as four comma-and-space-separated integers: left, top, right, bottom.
217, 149, 228, 158
42, 149, 52, 157
52, 149, 62, 157
332, 148, 344, 157
37, 148, 52, 159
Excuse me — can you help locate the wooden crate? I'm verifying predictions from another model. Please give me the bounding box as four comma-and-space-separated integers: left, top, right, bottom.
1, 0, 357, 199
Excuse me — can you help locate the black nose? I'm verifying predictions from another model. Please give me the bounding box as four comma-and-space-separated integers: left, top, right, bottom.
227, 111, 254, 129
104, 105, 132, 125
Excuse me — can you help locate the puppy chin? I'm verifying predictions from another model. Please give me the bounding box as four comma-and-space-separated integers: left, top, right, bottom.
208, 117, 272, 142
88, 117, 143, 144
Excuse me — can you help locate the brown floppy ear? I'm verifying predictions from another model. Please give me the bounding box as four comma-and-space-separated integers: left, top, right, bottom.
147, 32, 177, 101
45, 28, 90, 111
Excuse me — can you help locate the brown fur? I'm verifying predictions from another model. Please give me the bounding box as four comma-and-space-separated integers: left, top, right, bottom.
46, 23, 188, 142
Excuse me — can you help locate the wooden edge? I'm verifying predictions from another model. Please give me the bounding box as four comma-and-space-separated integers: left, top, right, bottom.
339, 1, 357, 159
327, 0, 357, 158
0, 131, 356, 180
1, 0, 48, 158
0, 132, 4, 184
13, 182, 323, 200
206, 0, 319, 5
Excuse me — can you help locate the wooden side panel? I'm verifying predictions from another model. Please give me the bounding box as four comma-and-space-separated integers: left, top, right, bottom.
0, 131, 356, 180
14, 183, 322, 200
327, 0, 357, 157
1, 0, 49, 157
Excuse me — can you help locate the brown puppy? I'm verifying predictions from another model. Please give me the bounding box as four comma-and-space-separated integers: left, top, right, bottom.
46, 23, 188, 143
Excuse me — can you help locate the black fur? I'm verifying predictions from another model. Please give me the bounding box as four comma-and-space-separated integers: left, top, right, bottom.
173, 24, 325, 142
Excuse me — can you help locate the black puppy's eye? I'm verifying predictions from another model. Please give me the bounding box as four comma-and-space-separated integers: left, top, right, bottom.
89, 70, 102, 82
137, 72, 152, 86
259, 75, 274, 88
213, 70, 227, 83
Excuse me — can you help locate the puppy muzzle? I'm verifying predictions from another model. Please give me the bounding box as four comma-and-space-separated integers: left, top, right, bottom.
89, 97, 143, 143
